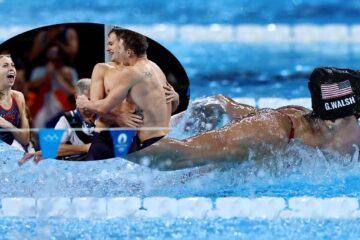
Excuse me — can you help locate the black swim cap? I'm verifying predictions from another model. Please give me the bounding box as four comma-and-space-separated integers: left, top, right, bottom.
308, 67, 360, 120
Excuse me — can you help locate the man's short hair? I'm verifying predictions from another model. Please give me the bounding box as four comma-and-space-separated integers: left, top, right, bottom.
108, 27, 148, 56
76, 78, 91, 95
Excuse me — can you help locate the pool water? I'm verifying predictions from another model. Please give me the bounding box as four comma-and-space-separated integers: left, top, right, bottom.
3, 218, 360, 239
2, 130, 360, 199
171, 42, 360, 99
2, 0, 360, 26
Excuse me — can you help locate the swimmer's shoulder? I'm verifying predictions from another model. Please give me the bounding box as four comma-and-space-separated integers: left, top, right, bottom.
10, 90, 26, 110
147, 60, 165, 78
148, 60, 162, 72
276, 105, 311, 115
92, 63, 107, 75
93, 62, 122, 73
133, 60, 165, 85
10, 90, 25, 103
105, 61, 123, 69
116, 65, 143, 84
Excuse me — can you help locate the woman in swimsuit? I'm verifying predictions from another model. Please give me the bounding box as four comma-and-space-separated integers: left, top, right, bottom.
0, 55, 30, 148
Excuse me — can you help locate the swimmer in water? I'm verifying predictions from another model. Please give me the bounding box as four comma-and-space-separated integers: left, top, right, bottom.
125, 67, 360, 170
0, 55, 30, 150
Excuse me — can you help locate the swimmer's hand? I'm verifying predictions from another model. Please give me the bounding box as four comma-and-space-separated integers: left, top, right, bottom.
164, 83, 179, 113
116, 112, 144, 128
18, 152, 45, 166
163, 83, 179, 104
76, 95, 90, 109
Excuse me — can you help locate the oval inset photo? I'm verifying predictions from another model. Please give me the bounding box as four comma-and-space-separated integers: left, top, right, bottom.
0, 23, 189, 162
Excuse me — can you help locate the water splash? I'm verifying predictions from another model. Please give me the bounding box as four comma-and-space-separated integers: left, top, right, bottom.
2, 139, 360, 199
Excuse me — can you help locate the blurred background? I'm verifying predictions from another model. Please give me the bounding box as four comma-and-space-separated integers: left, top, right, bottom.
0, 22, 189, 128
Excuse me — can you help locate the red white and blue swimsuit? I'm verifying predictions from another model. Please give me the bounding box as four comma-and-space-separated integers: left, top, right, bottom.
0, 96, 20, 144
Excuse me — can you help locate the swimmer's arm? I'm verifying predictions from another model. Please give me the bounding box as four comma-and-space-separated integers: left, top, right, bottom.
11, 91, 30, 145
126, 128, 236, 170
56, 143, 91, 157
23, 144, 91, 159
99, 110, 144, 128
215, 94, 256, 120
53, 117, 96, 157
86, 84, 130, 114
126, 117, 289, 170
190, 95, 249, 122
126, 138, 198, 170
18, 144, 91, 165
90, 63, 106, 101
83, 70, 135, 115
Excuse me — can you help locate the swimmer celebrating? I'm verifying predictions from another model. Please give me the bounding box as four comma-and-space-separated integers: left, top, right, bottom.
77, 28, 177, 159
126, 67, 360, 170
0, 55, 30, 149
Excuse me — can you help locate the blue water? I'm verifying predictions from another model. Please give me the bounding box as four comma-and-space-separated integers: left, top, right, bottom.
2, 218, 360, 239
171, 42, 360, 98
2, 0, 360, 25
2, 0, 360, 239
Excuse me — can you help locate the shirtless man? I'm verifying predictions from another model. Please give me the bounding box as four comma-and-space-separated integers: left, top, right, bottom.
125, 67, 360, 170
77, 28, 178, 159
0, 55, 30, 149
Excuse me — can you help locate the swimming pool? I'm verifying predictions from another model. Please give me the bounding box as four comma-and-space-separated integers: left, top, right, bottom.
2, 0, 360, 239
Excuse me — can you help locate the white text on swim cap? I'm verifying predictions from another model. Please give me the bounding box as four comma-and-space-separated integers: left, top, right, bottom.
324, 96, 356, 110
